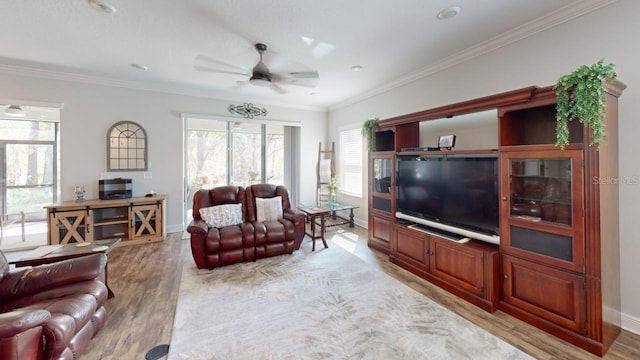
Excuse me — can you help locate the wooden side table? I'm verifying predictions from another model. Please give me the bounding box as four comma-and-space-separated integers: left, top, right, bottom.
297, 206, 331, 251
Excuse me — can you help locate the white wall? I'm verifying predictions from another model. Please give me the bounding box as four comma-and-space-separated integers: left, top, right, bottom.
419, 125, 497, 150
0, 73, 327, 233
327, 0, 640, 333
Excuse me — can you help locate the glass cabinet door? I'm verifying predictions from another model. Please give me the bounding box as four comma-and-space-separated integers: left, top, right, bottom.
370, 153, 394, 215
500, 150, 584, 272
509, 158, 572, 225
372, 157, 392, 195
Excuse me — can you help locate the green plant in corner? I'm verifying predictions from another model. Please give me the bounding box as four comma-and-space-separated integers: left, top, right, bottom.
555, 59, 616, 150
361, 118, 379, 151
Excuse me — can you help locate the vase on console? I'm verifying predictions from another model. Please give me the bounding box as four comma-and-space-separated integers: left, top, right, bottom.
329, 191, 337, 206
327, 176, 338, 207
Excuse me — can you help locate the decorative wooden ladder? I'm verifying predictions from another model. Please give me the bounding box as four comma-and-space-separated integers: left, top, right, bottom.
316, 142, 335, 204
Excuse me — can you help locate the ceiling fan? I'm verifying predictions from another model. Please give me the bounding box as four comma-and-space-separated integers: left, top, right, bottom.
195, 43, 319, 94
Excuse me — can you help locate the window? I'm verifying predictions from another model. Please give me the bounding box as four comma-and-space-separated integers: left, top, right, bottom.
186, 120, 285, 188
183, 116, 298, 226
265, 124, 285, 185
339, 127, 363, 197
1, 105, 60, 251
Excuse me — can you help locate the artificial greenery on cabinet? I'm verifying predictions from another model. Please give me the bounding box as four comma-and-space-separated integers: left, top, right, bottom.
362, 118, 379, 151
555, 59, 617, 150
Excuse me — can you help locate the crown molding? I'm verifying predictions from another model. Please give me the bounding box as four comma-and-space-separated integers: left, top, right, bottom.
328, 0, 618, 112
0, 63, 326, 113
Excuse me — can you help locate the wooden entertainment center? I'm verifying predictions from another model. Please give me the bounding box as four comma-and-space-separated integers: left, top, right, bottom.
368, 81, 625, 356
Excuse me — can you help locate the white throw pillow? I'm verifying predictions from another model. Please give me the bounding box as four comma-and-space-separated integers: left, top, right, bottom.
255, 196, 283, 222
199, 203, 243, 228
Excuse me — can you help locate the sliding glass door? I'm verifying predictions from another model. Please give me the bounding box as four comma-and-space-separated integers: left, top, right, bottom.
186, 119, 228, 190
265, 124, 285, 185
184, 118, 290, 226
230, 122, 262, 186
1, 113, 59, 251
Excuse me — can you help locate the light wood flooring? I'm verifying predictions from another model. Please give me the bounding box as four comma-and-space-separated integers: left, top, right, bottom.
81, 227, 640, 359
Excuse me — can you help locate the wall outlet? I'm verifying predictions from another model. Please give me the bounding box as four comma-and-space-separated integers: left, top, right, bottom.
144, 172, 152, 179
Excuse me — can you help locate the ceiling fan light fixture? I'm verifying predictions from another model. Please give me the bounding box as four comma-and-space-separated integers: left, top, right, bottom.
249, 73, 272, 87
4, 105, 26, 117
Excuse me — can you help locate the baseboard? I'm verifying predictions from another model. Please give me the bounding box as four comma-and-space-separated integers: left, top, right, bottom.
622, 312, 640, 335
353, 217, 367, 228
167, 224, 184, 234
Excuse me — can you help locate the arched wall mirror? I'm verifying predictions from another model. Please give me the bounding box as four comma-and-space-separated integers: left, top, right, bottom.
107, 121, 148, 171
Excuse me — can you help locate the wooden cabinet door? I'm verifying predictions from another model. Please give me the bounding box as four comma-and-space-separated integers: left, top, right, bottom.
502, 254, 586, 333
393, 226, 429, 273
131, 203, 162, 241
368, 214, 392, 253
429, 236, 484, 297
370, 152, 395, 216
49, 209, 93, 244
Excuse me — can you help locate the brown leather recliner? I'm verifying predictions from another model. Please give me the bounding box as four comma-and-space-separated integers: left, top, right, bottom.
187, 184, 306, 270
245, 184, 306, 257
0, 252, 108, 360
188, 186, 255, 270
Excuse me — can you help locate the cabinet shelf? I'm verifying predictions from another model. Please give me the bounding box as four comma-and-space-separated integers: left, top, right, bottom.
509, 217, 574, 233
510, 174, 570, 180
94, 219, 129, 226
510, 196, 571, 206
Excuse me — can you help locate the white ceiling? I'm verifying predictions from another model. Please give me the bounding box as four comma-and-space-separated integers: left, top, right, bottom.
0, 0, 615, 111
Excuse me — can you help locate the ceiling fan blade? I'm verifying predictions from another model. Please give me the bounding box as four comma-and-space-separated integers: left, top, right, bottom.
195, 54, 246, 72
270, 83, 287, 94
281, 78, 318, 88
289, 71, 319, 79
232, 80, 250, 90
194, 65, 248, 77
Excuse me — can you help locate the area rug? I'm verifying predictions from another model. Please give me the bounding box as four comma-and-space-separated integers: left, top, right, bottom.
169, 246, 533, 360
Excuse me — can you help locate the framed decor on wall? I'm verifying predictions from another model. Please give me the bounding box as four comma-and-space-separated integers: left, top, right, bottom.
438, 134, 456, 150
107, 121, 148, 171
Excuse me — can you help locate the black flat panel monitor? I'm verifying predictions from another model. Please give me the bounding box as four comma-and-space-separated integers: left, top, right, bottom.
396, 154, 499, 236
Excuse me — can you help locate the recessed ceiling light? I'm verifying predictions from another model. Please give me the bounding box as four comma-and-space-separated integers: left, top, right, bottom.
351, 65, 363, 72
437, 6, 460, 20
130, 63, 148, 71
88, 0, 117, 14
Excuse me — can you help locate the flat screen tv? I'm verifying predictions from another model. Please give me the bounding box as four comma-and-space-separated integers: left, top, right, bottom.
395, 153, 500, 244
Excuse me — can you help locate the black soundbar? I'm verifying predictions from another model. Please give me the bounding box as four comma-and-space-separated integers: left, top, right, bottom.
400, 147, 440, 152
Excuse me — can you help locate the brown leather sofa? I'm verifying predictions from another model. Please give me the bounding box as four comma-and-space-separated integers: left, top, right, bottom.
187, 184, 306, 270
0, 252, 108, 360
